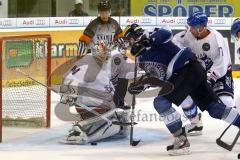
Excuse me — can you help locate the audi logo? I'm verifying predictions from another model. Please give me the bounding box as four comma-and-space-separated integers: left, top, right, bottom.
176, 19, 187, 24
140, 18, 152, 24
68, 19, 79, 24
35, 19, 46, 25
0, 20, 12, 27
213, 19, 226, 24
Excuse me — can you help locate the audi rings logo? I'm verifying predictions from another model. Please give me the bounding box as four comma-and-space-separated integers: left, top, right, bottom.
213, 19, 226, 25
68, 19, 79, 24
140, 18, 152, 24
35, 19, 46, 25
0, 20, 12, 27
176, 18, 187, 25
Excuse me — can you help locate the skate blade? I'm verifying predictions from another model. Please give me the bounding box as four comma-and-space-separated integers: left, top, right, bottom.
168, 147, 191, 156
187, 131, 203, 136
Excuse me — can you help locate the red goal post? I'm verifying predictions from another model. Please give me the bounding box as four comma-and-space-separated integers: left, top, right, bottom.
0, 34, 52, 142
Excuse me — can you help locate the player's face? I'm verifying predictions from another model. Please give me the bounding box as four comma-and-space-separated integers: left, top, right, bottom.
124, 37, 136, 47
237, 32, 240, 41
189, 25, 206, 38
99, 11, 110, 22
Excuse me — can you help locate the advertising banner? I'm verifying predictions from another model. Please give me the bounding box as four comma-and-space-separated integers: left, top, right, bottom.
131, 0, 240, 17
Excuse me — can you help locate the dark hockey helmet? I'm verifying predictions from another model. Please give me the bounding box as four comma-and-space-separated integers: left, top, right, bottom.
231, 18, 240, 39
123, 23, 144, 40
98, 0, 111, 11
187, 12, 208, 27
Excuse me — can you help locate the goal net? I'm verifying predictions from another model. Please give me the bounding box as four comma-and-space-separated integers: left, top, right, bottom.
0, 35, 51, 142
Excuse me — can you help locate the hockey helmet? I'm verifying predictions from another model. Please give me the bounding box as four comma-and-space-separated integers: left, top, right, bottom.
231, 18, 240, 39
123, 23, 144, 40
187, 12, 208, 27
98, 0, 111, 11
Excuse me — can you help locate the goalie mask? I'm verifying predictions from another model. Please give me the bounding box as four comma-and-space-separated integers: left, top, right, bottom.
92, 40, 111, 62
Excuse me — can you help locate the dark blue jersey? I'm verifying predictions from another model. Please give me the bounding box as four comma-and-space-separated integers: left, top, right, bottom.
137, 28, 194, 80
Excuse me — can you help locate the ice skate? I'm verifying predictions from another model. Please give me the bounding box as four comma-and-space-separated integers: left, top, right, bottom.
60, 122, 88, 145
167, 128, 191, 156
185, 113, 203, 136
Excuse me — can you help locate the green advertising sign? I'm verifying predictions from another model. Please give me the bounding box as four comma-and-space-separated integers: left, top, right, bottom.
5, 40, 33, 68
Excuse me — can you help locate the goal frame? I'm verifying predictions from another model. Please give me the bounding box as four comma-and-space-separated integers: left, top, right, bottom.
0, 34, 52, 143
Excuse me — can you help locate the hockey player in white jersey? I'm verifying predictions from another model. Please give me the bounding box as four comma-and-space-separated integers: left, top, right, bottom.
173, 12, 234, 136
59, 40, 135, 145
231, 18, 240, 111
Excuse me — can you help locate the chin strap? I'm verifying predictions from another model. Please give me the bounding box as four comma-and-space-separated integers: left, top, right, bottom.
196, 26, 207, 38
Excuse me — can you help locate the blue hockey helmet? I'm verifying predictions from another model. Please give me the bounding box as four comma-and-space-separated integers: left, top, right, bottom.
123, 23, 144, 40
187, 12, 208, 27
231, 18, 240, 39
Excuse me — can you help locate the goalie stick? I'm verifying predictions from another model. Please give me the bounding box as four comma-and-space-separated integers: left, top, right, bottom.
16, 68, 136, 127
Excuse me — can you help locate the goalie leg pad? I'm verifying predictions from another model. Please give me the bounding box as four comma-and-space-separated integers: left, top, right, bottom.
87, 117, 121, 143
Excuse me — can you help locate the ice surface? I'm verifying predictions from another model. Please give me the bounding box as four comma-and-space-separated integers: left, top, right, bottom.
0, 80, 240, 160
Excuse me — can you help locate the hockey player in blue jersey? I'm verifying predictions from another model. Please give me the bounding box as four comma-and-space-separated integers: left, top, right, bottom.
123, 24, 240, 155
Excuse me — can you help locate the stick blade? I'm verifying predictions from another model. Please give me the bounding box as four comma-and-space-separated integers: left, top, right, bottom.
216, 138, 233, 151
216, 128, 240, 151
131, 139, 141, 146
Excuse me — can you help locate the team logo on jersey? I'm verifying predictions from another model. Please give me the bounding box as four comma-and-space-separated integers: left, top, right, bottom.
114, 57, 121, 65
143, 61, 167, 80
202, 43, 210, 51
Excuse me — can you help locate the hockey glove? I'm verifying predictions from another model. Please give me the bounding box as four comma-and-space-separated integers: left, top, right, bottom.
131, 42, 146, 57
60, 94, 77, 106
138, 34, 152, 48
207, 70, 218, 87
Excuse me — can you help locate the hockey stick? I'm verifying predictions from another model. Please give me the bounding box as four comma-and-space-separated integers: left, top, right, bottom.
16, 69, 135, 127
215, 97, 240, 151
216, 123, 240, 151
129, 58, 141, 146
